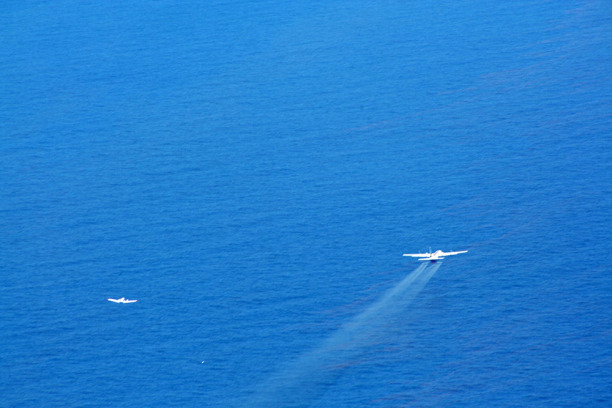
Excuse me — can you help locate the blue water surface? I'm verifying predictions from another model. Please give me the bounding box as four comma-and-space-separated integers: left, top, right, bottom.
1, 1, 610, 407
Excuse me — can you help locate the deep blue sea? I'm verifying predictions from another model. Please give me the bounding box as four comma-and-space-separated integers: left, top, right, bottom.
1, 1, 610, 407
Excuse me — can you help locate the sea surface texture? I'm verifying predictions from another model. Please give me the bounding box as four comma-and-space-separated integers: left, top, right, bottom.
1, 1, 610, 407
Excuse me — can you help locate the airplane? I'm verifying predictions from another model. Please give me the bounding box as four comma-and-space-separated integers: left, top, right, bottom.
107, 297, 138, 303
403, 249, 468, 262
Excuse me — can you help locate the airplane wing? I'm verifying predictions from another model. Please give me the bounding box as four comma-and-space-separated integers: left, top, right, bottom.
107, 298, 120, 303
123, 300, 138, 303
439, 250, 468, 256
403, 253, 431, 258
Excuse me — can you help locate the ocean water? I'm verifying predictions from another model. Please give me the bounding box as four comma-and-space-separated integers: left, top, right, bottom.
1, 1, 610, 407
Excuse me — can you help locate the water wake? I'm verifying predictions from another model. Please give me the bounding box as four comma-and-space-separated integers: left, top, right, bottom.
247, 262, 440, 408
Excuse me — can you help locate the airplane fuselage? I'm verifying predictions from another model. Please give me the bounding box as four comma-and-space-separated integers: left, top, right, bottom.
418, 250, 445, 262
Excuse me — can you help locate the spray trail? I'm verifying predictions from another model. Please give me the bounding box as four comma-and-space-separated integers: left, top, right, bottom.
248, 262, 441, 408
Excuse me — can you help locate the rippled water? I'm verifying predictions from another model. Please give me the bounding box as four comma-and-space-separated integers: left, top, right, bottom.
1, 1, 610, 407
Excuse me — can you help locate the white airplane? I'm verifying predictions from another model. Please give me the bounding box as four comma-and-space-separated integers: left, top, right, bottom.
403, 249, 468, 262
107, 297, 138, 303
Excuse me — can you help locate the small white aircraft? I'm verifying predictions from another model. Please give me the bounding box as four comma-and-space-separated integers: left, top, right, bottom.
107, 297, 138, 303
403, 249, 468, 262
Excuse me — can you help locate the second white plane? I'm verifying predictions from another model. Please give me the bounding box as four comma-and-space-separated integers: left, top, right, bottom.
403, 249, 468, 262
107, 297, 138, 303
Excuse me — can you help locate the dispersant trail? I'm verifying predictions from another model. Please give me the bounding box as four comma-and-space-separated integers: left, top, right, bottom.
246, 262, 440, 408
